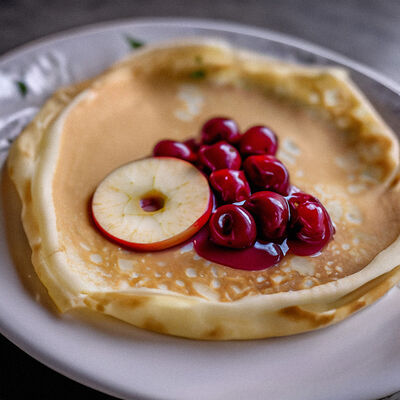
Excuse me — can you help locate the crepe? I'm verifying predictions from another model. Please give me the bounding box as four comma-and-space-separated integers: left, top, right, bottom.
6, 39, 400, 339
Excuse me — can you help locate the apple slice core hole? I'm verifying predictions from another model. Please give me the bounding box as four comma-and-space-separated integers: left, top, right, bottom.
140, 192, 165, 212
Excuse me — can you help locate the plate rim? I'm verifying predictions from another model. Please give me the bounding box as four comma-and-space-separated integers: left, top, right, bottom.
1, 17, 399, 94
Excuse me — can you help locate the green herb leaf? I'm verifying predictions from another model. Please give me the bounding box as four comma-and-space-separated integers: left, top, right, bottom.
190, 69, 206, 79
126, 36, 144, 49
16, 81, 28, 97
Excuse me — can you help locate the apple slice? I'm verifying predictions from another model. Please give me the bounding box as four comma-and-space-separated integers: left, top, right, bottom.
91, 157, 213, 251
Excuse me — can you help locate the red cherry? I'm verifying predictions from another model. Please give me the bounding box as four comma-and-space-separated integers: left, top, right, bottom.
244, 191, 289, 241
184, 138, 201, 153
153, 140, 197, 162
201, 117, 241, 145
243, 155, 290, 195
198, 141, 242, 173
209, 169, 251, 203
239, 125, 278, 157
288, 192, 335, 256
209, 205, 257, 248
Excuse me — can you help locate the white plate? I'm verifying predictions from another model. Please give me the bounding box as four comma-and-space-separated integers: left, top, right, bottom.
1, 18, 400, 400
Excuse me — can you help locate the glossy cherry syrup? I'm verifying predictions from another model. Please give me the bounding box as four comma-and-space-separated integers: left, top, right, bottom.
193, 190, 333, 270
193, 227, 286, 271
152, 118, 335, 271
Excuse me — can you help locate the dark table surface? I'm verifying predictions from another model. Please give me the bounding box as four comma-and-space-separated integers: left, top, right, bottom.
1, 1, 400, 399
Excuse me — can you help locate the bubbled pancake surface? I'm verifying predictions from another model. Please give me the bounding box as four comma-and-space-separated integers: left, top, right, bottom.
7, 40, 400, 339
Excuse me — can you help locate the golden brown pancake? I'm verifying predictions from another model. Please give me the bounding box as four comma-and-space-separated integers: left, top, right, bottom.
6, 40, 400, 339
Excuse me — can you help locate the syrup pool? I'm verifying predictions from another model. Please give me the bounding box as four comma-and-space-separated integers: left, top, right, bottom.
192, 227, 330, 271
193, 227, 287, 271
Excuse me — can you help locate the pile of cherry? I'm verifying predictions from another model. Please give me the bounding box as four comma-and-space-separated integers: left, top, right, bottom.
153, 117, 334, 267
